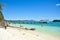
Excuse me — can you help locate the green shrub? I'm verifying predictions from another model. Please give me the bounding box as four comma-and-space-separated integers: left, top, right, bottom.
0, 10, 4, 21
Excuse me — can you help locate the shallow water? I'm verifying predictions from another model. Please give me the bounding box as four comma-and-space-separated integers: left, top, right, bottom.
9, 22, 60, 37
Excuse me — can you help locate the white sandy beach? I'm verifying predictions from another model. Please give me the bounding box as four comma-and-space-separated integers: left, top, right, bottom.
0, 27, 60, 40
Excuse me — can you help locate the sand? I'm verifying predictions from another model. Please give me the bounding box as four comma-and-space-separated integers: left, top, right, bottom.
0, 27, 60, 40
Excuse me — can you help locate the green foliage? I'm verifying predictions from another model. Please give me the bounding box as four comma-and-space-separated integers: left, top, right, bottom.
0, 10, 4, 21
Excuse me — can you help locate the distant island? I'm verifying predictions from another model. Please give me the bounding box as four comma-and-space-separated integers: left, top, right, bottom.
53, 20, 60, 22
6, 20, 49, 24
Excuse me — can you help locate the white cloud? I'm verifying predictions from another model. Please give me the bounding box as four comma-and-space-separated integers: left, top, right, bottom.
56, 4, 60, 6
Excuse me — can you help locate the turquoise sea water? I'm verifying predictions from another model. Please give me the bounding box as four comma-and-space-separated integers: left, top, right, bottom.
9, 22, 60, 37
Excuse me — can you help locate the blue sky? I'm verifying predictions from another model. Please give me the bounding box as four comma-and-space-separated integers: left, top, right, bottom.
0, 0, 60, 21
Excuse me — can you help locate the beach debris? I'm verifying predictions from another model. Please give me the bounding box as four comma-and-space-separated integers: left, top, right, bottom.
24, 28, 35, 30
30, 28, 35, 30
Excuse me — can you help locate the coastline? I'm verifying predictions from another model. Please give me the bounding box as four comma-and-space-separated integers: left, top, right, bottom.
8, 23, 60, 38
0, 26, 60, 40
